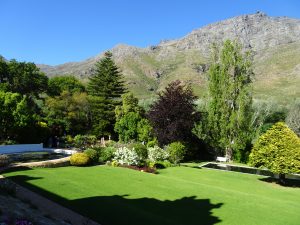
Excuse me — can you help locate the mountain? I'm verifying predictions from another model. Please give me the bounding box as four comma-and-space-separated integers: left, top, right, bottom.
38, 12, 300, 103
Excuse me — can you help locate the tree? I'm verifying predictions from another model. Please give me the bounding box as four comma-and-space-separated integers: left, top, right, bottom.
148, 80, 199, 146
193, 40, 253, 161
87, 51, 126, 137
44, 91, 89, 135
286, 100, 300, 136
115, 92, 144, 120
249, 122, 300, 184
47, 75, 85, 96
7, 60, 48, 97
0, 91, 35, 142
0, 56, 9, 91
114, 93, 154, 143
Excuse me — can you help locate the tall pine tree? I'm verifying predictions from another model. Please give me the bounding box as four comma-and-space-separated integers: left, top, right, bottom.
194, 40, 253, 161
87, 51, 125, 137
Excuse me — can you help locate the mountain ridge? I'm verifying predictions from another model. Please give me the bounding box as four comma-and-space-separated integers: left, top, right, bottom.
37, 12, 300, 103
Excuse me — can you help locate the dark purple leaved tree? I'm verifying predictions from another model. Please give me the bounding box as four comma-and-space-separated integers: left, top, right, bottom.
148, 80, 199, 146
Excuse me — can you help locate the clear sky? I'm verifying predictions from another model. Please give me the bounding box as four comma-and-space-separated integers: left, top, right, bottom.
0, 0, 299, 65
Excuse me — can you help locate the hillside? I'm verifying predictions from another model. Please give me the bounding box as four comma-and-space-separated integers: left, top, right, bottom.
38, 12, 300, 103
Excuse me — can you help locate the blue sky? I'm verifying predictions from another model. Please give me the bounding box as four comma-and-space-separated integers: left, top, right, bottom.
0, 0, 299, 65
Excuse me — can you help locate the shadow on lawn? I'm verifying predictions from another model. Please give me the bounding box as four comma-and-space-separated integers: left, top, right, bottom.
6, 174, 223, 225
259, 177, 300, 188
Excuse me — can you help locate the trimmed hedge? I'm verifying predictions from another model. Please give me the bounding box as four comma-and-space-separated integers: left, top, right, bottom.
70, 153, 90, 166
84, 149, 98, 162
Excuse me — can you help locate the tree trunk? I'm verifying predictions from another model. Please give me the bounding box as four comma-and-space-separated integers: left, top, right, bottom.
279, 174, 286, 185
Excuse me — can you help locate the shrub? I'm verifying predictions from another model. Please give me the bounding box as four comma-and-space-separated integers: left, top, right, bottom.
74, 135, 97, 149
146, 139, 158, 148
99, 147, 116, 163
249, 122, 300, 183
149, 160, 172, 169
113, 147, 141, 166
130, 143, 148, 161
111, 160, 119, 167
0, 154, 10, 167
167, 142, 186, 164
147, 146, 169, 162
84, 149, 98, 162
70, 153, 90, 166
105, 140, 116, 148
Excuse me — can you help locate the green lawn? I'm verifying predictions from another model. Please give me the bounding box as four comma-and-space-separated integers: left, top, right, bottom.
3, 166, 300, 225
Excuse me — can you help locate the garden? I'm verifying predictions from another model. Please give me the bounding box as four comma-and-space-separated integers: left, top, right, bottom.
1, 40, 300, 224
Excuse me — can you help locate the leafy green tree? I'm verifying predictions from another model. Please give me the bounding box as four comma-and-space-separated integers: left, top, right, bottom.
115, 92, 144, 120
87, 51, 126, 137
44, 91, 89, 135
148, 80, 199, 146
7, 60, 48, 97
0, 91, 35, 142
47, 75, 85, 96
115, 112, 142, 142
249, 122, 300, 184
137, 118, 155, 143
114, 93, 154, 143
193, 40, 253, 161
0, 56, 9, 91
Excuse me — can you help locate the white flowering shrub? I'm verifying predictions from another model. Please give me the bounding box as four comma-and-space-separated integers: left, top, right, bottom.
147, 146, 169, 162
113, 147, 141, 166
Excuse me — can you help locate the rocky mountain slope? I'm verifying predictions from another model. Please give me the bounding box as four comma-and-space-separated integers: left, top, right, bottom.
38, 12, 300, 103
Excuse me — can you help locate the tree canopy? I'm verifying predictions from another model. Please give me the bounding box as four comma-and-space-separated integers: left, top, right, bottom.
193, 40, 253, 161
249, 122, 300, 183
87, 51, 126, 137
148, 80, 199, 146
47, 75, 85, 96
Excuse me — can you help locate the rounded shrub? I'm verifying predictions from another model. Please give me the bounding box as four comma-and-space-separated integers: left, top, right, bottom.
113, 147, 141, 166
131, 143, 148, 161
99, 147, 116, 163
70, 153, 90, 166
249, 122, 300, 177
147, 145, 169, 162
84, 149, 98, 162
167, 142, 186, 165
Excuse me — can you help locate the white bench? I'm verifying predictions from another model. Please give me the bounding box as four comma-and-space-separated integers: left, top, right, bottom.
216, 156, 228, 162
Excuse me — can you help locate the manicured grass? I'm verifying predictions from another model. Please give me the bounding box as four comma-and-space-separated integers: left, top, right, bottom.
3, 166, 300, 225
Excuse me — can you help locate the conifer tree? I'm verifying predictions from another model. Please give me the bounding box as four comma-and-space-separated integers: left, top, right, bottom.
194, 40, 253, 161
249, 122, 300, 184
87, 51, 126, 137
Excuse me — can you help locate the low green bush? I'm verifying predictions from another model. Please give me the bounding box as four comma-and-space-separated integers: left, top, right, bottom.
130, 143, 148, 161
70, 153, 90, 166
148, 160, 172, 169
99, 147, 116, 163
74, 135, 97, 149
146, 139, 158, 148
167, 142, 186, 165
84, 149, 99, 162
